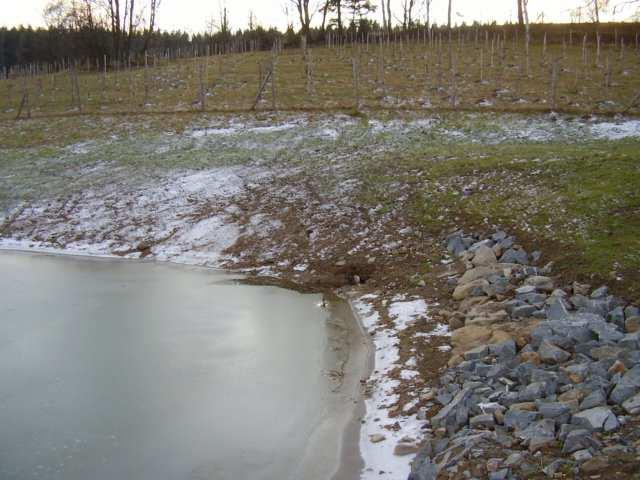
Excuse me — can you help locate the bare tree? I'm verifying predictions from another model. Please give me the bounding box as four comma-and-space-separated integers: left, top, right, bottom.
108, 0, 122, 60
386, 0, 392, 35
320, 0, 331, 31
291, 0, 313, 51
143, 0, 161, 53
517, 0, 524, 26
523, 0, 531, 76
586, 0, 610, 23
447, 0, 453, 30
402, 0, 416, 28
425, 0, 432, 28
329, 0, 344, 36
381, 0, 387, 32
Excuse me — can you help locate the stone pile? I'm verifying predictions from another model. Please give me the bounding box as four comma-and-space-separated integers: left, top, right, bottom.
409, 230, 640, 480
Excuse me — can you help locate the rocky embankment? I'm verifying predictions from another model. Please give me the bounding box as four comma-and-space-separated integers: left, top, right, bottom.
409, 231, 640, 479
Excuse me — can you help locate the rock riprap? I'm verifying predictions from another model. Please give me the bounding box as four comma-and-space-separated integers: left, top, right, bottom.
408, 230, 640, 480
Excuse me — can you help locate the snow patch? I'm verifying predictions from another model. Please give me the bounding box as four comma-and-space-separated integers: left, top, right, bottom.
354, 296, 423, 480
388, 298, 428, 330
590, 120, 640, 140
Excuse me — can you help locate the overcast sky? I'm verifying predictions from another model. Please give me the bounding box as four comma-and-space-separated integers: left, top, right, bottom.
1, 1, 633, 32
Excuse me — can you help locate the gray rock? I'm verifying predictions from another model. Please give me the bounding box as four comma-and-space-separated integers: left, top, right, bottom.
531, 320, 594, 348
619, 331, 640, 350
609, 383, 638, 405
464, 345, 489, 361
517, 292, 548, 305
489, 340, 517, 358
546, 297, 572, 321
564, 363, 589, 380
572, 294, 617, 318
478, 402, 506, 415
512, 304, 538, 319
501, 248, 529, 265
470, 413, 495, 429
532, 309, 548, 319
408, 454, 438, 480
537, 401, 570, 424
562, 428, 602, 453
624, 306, 640, 318
558, 423, 581, 441
489, 469, 509, 480
492, 231, 508, 241
504, 452, 525, 467
539, 341, 571, 364
590, 286, 609, 299
622, 392, 640, 414
531, 251, 542, 263
589, 322, 625, 343
525, 275, 554, 291
431, 388, 471, 434
436, 390, 453, 406
610, 365, 640, 405
573, 449, 594, 462
516, 418, 556, 451
469, 239, 494, 252
499, 237, 515, 249
579, 389, 607, 410
571, 406, 620, 432
621, 365, 640, 386
504, 409, 539, 431
504, 299, 526, 315
446, 233, 467, 256
543, 459, 570, 477
519, 381, 548, 401
608, 306, 626, 329
516, 285, 538, 295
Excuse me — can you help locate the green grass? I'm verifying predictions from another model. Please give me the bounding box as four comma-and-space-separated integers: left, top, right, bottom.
397, 141, 640, 301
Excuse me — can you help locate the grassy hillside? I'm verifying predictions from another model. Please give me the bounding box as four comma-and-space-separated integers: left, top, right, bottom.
1, 35, 639, 119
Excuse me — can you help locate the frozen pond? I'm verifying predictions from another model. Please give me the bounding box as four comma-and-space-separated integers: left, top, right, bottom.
0, 252, 365, 480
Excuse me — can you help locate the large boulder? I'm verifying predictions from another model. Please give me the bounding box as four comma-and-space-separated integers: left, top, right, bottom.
408, 456, 438, 480
453, 279, 490, 301
504, 409, 540, 431
562, 429, 601, 454
539, 341, 571, 364
501, 248, 529, 265
515, 419, 556, 452
571, 407, 620, 432
622, 393, 640, 414
451, 325, 493, 352
525, 275, 554, 292
472, 245, 498, 267
431, 388, 472, 434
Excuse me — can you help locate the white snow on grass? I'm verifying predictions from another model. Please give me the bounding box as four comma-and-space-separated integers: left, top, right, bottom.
0, 165, 263, 269
188, 120, 302, 138
415, 323, 452, 338
354, 295, 424, 480
590, 120, 640, 140
388, 298, 428, 330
